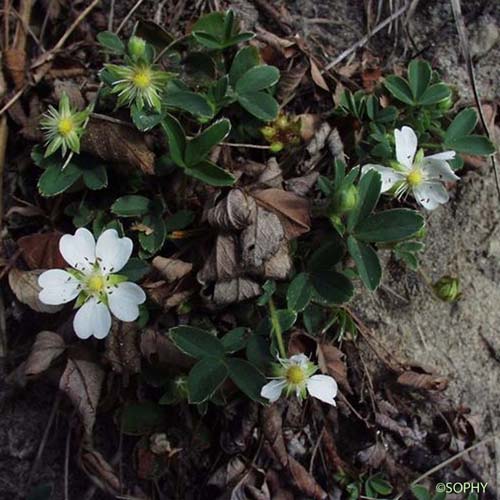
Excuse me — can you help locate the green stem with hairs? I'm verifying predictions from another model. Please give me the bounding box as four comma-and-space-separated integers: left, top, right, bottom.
268, 299, 287, 358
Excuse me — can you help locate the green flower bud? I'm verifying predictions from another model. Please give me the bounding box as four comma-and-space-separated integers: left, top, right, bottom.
270, 141, 284, 153
261, 126, 276, 140
275, 115, 289, 130
177, 301, 192, 315
437, 94, 453, 111
331, 185, 359, 214
433, 276, 461, 302
128, 36, 147, 59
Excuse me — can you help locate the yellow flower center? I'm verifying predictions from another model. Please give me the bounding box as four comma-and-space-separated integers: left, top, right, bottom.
132, 68, 152, 89
286, 365, 306, 385
407, 168, 424, 187
57, 117, 75, 137
87, 274, 105, 293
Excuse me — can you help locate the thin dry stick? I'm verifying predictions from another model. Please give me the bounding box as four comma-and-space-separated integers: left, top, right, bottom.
450, 0, 500, 197
323, 3, 409, 71
53, 0, 101, 51
393, 433, 499, 500
116, 0, 147, 35
64, 419, 72, 500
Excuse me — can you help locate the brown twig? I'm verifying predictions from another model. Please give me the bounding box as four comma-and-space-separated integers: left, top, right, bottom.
324, 3, 410, 71
116, 0, 147, 35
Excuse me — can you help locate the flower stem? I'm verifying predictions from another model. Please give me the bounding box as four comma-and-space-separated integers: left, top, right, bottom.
268, 299, 287, 358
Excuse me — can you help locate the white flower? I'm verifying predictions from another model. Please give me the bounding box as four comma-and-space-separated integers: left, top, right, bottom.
38, 228, 146, 340
260, 354, 338, 406
362, 126, 459, 210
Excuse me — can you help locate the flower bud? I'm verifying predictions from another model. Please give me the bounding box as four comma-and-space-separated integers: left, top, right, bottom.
270, 141, 284, 153
128, 36, 147, 59
275, 115, 289, 130
433, 276, 461, 302
437, 94, 453, 111
331, 185, 359, 214
261, 126, 276, 140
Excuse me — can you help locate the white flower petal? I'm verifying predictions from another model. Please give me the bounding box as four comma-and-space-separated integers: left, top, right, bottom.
107, 282, 146, 322
73, 297, 111, 339
426, 151, 456, 161
306, 375, 338, 406
38, 269, 80, 305
260, 379, 287, 403
395, 126, 418, 169
289, 353, 310, 367
59, 228, 96, 272
362, 164, 405, 193
422, 158, 460, 182
96, 229, 133, 274
413, 182, 450, 210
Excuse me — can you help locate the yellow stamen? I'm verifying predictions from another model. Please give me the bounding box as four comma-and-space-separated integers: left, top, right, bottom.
87, 275, 105, 293
132, 68, 152, 89
286, 365, 306, 385
407, 168, 423, 187
58, 117, 75, 137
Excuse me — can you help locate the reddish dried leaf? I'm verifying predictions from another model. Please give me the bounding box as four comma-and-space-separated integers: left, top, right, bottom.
317, 344, 353, 394
104, 321, 141, 374
309, 59, 329, 91
251, 189, 310, 240
397, 370, 448, 391
80, 447, 121, 494
18, 232, 66, 269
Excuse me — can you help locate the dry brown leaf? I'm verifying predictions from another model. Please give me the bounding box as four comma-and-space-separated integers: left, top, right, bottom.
8, 268, 63, 313
309, 59, 329, 91
317, 344, 353, 394
277, 60, 309, 101
4, 48, 26, 89
207, 189, 256, 231
212, 277, 262, 305
397, 370, 448, 391
198, 234, 242, 284
284, 172, 320, 197
255, 157, 283, 188
59, 357, 105, 436
140, 328, 193, 369
241, 207, 284, 268
80, 447, 121, 495
298, 113, 320, 142
261, 243, 292, 280
104, 321, 141, 375
17, 232, 66, 270
252, 189, 310, 240
288, 456, 327, 499
152, 256, 193, 283
81, 116, 155, 174
25, 331, 65, 377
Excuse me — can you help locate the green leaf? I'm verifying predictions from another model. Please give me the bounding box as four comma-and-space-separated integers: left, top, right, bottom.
38, 162, 81, 197
408, 60, 431, 100
238, 91, 279, 121
165, 209, 195, 232
185, 119, 231, 166
131, 106, 163, 131
161, 114, 186, 167
226, 358, 266, 402
311, 270, 354, 304
308, 236, 345, 272
257, 310, 297, 336
167, 90, 214, 118
81, 163, 108, 190
411, 485, 431, 500
121, 401, 166, 435
192, 31, 223, 49
246, 334, 272, 370
139, 213, 167, 253
368, 476, 392, 496
186, 160, 235, 187
121, 257, 150, 282
136, 20, 174, 50
97, 31, 125, 54
221, 327, 248, 353
384, 75, 414, 105
111, 195, 151, 217
188, 357, 228, 404
229, 46, 260, 85
192, 11, 225, 40
236, 65, 280, 94
347, 236, 381, 291
444, 108, 478, 143
353, 209, 424, 242
418, 83, 450, 106
347, 169, 381, 231
169, 325, 225, 359
287, 273, 313, 312
446, 135, 495, 155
